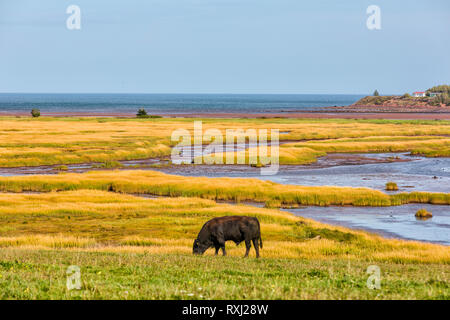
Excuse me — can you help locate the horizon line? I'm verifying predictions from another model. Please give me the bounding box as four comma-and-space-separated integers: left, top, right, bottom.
0, 92, 376, 96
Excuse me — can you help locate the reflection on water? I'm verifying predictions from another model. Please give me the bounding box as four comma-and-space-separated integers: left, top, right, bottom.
285, 204, 450, 245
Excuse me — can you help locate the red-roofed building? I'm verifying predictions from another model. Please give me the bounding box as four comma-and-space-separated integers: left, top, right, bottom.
412, 91, 426, 97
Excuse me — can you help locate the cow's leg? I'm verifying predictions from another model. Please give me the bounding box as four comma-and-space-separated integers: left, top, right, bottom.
221, 244, 226, 256
244, 239, 251, 258
252, 238, 260, 258
215, 246, 220, 255
216, 233, 226, 256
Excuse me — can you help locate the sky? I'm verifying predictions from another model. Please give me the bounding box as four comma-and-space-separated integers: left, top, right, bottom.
0, 0, 449, 94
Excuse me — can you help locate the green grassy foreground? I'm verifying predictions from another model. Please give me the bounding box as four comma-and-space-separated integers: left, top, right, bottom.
1, 249, 448, 300
0, 190, 448, 300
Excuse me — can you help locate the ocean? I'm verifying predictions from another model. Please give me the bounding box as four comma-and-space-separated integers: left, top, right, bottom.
0, 93, 363, 114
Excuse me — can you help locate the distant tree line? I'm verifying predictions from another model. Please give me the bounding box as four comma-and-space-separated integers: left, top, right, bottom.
426, 84, 450, 95
426, 85, 450, 106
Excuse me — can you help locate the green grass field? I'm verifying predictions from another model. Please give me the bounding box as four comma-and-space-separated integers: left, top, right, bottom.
1, 249, 448, 300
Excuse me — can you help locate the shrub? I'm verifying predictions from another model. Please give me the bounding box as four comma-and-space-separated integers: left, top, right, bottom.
402, 93, 411, 99
136, 109, 162, 118
136, 108, 148, 118
373, 97, 384, 105
31, 109, 40, 118
385, 182, 398, 191
431, 92, 450, 106
415, 209, 432, 219
373, 90, 379, 96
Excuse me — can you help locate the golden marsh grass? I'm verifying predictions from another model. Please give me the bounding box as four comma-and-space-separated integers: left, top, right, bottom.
0, 190, 448, 264
0, 117, 449, 166
0, 169, 448, 206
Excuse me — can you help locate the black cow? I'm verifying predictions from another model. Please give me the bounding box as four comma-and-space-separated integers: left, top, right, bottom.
193, 216, 262, 258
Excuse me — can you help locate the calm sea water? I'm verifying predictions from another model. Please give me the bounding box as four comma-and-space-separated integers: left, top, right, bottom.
0, 93, 363, 114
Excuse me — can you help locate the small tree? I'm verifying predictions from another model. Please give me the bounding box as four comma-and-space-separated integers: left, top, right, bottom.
136, 108, 149, 118
373, 90, 379, 96
31, 109, 40, 118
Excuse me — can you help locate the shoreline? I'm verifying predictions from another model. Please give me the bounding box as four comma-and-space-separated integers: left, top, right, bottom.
2, 110, 450, 120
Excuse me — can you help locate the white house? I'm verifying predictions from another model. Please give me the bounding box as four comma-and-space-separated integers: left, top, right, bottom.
412, 91, 426, 97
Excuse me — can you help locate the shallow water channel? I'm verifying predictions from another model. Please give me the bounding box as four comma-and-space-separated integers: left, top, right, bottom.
156, 153, 450, 193
284, 204, 450, 246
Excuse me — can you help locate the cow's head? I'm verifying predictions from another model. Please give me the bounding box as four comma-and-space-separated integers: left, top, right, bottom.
192, 238, 209, 255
